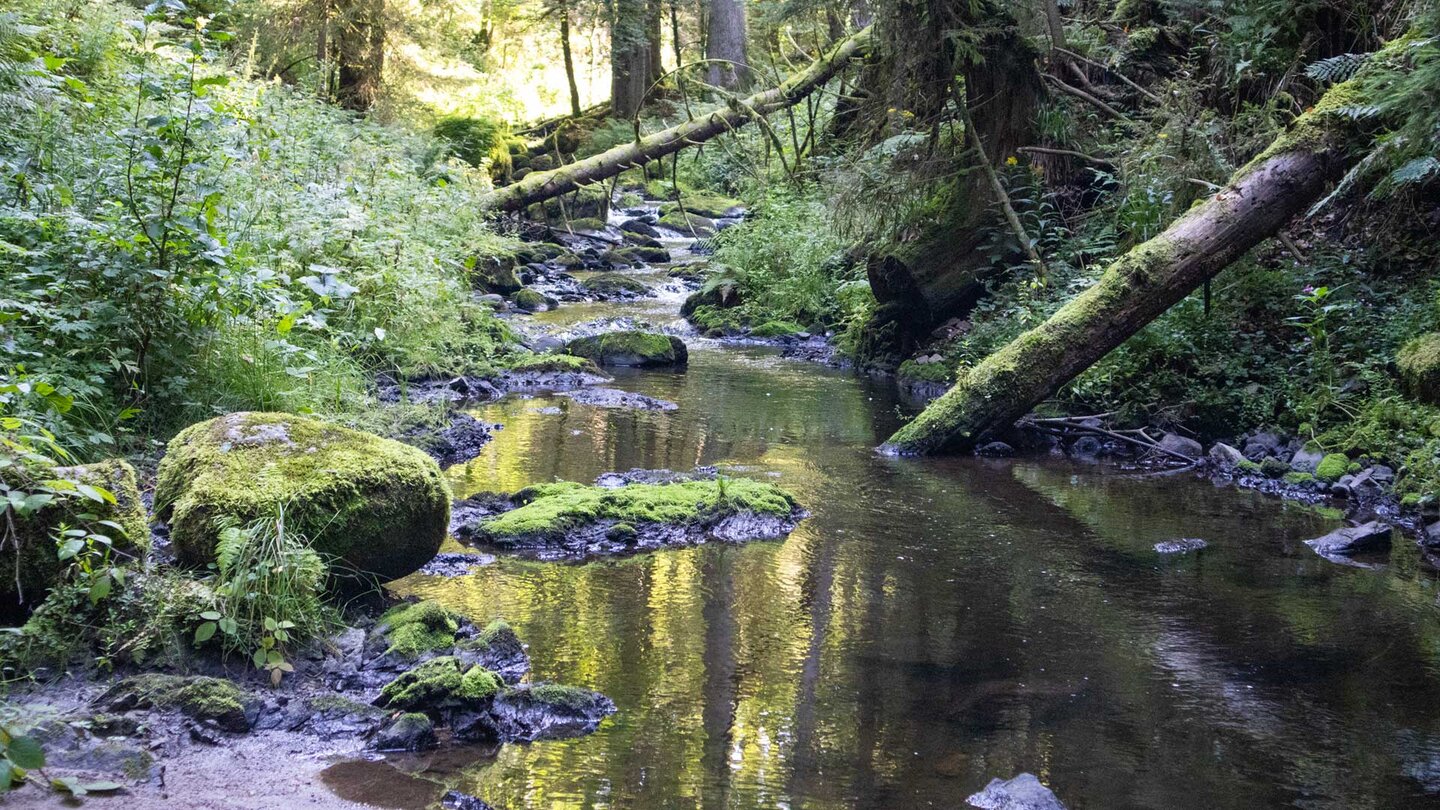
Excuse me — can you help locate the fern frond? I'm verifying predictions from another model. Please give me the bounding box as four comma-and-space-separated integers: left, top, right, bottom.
1305, 52, 1371, 83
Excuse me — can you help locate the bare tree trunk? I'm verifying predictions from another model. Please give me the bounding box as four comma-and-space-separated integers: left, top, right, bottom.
647, 0, 665, 88
485, 25, 872, 212
560, 4, 582, 117
705, 0, 749, 90
315, 0, 331, 100
610, 0, 653, 118
335, 0, 385, 111
879, 83, 1369, 455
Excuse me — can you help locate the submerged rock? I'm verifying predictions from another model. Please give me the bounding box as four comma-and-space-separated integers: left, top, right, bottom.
565, 331, 688, 368
155, 412, 451, 584
459, 683, 616, 742
967, 773, 1068, 810
1154, 538, 1208, 555
442, 790, 500, 810
975, 441, 1015, 458
452, 478, 805, 557
558, 387, 678, 411
399, 411, 498, 467
1305, 521, 1392, 561
495, 354, 611, 392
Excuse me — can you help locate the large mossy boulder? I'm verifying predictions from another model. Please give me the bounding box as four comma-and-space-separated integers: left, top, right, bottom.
565, 331, 688, 367
155, 412, 449, 583
471, 253, 523, 295
2, 459, 148, 621
1398, 332, 1440, 405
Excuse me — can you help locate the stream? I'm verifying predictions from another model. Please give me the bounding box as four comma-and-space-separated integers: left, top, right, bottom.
329, 211, 1440, 809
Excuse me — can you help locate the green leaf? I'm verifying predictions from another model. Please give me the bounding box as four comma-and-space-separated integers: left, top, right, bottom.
7, 736, 44, 770
218, 618, 237, 635
88, 576, 111, 604
199, 611, 222, 621
264, 617, 278, 632
194, 621, 217, 643
251, 648, 266, 668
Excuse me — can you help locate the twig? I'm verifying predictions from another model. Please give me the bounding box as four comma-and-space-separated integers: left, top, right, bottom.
1023, 416, 1198, 464
954, 83, 1048, 280
1017, 146, 1116, 167
1045, 74, 1134, 124
1054, 46, 1164, 104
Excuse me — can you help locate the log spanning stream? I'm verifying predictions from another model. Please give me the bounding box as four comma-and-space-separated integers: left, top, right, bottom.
326, 214, 1440, 809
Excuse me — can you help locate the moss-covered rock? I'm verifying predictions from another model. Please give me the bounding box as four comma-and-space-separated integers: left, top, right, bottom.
506, 353, 604, 375
563, 217, 609, 234
2, 459, 149, 620
686, 304, 748, 337
97, 674, 251, 731
542, 184, 609, 220
750, 320, 806, 338
565, 331, 688, 367
1315, 453, 1350, 483
155, 412, 450, 584
1259, 456, 1290, 479
582, 275, 650, 298
379, 600, 462, 658
1398, 333, 1440, 405
376, 655, 503, 711
373, 712, 437, 752
511, 287, 552, 312
464, 478, 801, 549
471, 252, 523, 295
657, 211, 717, 237
898, 358, 956, 384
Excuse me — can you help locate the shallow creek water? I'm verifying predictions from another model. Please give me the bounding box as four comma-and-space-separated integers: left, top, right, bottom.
331, 226, 1440, 809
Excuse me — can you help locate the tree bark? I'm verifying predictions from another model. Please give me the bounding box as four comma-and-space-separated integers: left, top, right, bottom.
879, 82, 1369, 455
484, 25, 872, 212
705, 0, 749, 90
560, 5, 582, 117
610, 0, 653, 118
334, 0, 385, 111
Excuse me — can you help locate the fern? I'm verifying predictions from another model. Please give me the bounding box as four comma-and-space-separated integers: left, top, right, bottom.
1305, 52, 1371, 83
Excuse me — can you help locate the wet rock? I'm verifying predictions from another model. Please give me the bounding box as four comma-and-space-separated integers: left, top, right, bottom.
967, 773, 1068, 809
258, 695, 387, 740
443, 790, 500, 810
453, 684, 616, 743
96, 674, 253, 733
558, 387, 678, 411
416, 551, 491, 577
594, 467, 717, 487
495, 368, 611, 393
1159, 432, 1203, 460
1242, 430, 1285, 461
373, 712, 438, 752
1305, 521, 1392, 560
620, 219, 660, 238
1068, 435, 1104, 459
1290, 446, 1325, 473
582, 274, 651, 300
1208, 442, 1245, 467
378, 375, 501, 405
975, 441, 1015, 458
565, 331, 688, 368
1154, 538, 1208, 554
400, 411, 497, 467
1423, 521, 1440, 549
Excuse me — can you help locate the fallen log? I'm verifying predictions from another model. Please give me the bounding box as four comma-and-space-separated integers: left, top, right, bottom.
879, 78, 1372, 456
480, 26, 873, 213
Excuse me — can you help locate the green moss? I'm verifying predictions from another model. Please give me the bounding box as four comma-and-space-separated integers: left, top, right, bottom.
110, 674, 247, 724
527, 683, 594, 710
565, 331, 688, 367
1259, 456, 1290, 478
1402, 493, 1424, 508
564, 217, 609, 233
1282, 471, 1316, 486
613, 246, 671, 265
477, 478, 797, 544
511, 288, 549, 312
380, 600, 460, 658
506, 353, 603, 374
1236, 460, 1263, 475
898, 358, 956, 384
583, 275, 650, 297
657, 211, 716, 236
2, 458, 149, 617
750, 320, 806, 338
377, 655, 501, 710
477, 618, 513, 646
1315, 453, 1350, 483
687, 304, 748, 336
155, 412, 451, 583
1398, 333, 1440, 405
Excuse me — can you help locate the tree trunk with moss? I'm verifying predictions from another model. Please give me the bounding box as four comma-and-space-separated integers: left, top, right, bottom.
482, 26, 872, 213
879, 81, 1370, 455
610, 0, 654, 118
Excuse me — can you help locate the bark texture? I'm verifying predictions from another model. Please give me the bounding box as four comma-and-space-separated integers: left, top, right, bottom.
880, 82, 1369, 455
705, 0, 749, 90
483, 26, 873, 212
610, 0, 655, 118
334, 0, 385, 111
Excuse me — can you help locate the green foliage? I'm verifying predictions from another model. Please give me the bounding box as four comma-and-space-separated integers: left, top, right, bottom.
377, 655, 501, 710
379, 600, 460, 658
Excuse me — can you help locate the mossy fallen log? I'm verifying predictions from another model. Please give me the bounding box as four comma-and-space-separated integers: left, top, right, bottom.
480, 26, 873, 213
880, 78, 1373, 455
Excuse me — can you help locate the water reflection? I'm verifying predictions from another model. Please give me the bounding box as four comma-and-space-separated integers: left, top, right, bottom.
373, 347, 1440, 809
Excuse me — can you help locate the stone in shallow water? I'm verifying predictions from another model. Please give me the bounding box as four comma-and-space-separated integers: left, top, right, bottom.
1154, 538, 1208, 555
442, 789, 499, 810
967, 773, 1068, 810
558, 387, 678, 411
1305, 521, 1392, 560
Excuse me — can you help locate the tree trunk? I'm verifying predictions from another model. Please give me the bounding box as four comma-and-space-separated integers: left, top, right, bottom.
484, 25, 872, 212
560, 6, 582, 117
879, 82, 1369, 455
335, 0, 385, 111
705, 0, 749, 90
610, 0, 653, 118
647, 0, 665, 89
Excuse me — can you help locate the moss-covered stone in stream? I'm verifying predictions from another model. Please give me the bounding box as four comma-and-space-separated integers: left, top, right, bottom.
898, 358, 957, 384
561, 217, 609, 234
582, 274, 650, 298
687, 304, 748, 336
527, 683, 597, 710
1398, 333, 1440, 405
749, 320, 806, 338
657, 211, 717, 236
1, 459, 149, 620
379, 600, 462, 658
155, 412, 450, 584
470, 478, 799, 546
511, 287, 551, 312
505, 353, 604, 375
376, 655, 503, 711
565, 331, 688, 367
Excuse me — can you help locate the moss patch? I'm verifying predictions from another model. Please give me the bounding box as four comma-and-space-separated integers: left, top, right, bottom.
750, 320, 806, 338
565, 331, 688, 367
155, 412, 450, 583
476, 479, 797, 544
582, 275, 650, 297
506, 353, 603, 375
512, 288, 549, 312
898, 358, 956, 384
1398, 333, 1440, 405
380, 600, 461, 658
1315, 453, 1350, 483
377, 655, 502, 711
106, 674, 248, 726
528, 683, 595, 710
